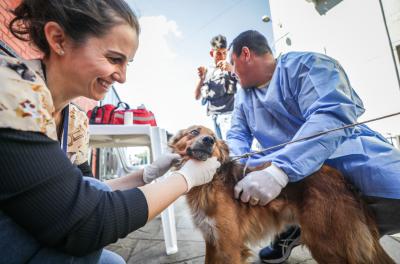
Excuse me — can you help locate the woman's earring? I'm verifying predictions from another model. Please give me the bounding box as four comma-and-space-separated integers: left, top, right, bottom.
58, 50, 65, 56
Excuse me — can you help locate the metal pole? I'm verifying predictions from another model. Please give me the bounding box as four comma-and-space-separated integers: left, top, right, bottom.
378, 0, 400, 91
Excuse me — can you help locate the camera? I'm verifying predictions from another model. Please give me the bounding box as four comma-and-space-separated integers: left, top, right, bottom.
224, 72, 238, 94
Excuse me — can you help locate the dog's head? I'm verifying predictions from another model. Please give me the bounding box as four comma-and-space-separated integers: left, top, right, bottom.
169, 125, 230, 164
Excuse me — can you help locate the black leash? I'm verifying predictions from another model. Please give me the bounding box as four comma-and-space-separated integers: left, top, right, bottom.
229, 111, 400, 163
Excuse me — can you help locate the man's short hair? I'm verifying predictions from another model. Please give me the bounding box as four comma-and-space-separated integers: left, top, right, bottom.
210, 34, 227, 49
229, 30, 271, 56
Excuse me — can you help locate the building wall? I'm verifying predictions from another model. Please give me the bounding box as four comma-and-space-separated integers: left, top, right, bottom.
0, 0, 97, 112
269, 0, 400, 136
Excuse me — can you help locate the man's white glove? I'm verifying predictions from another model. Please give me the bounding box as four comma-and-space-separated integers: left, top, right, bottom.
234, 164, 289, 206
143, 153, 181, 184
173, 157, 221, 192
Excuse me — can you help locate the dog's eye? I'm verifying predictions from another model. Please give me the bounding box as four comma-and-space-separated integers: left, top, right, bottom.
189, 129, 200, 136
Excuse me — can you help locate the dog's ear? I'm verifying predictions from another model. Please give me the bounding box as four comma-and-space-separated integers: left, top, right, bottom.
214, 139, 230, 163
168, 128, 186, 151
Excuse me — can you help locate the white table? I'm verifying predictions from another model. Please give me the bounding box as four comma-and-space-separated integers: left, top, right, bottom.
89, 124, 178, 255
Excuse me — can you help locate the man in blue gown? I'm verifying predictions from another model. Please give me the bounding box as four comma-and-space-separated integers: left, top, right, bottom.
226, 30, 400, 263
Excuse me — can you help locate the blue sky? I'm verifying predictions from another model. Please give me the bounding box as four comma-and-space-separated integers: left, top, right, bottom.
115, 0, 273, 133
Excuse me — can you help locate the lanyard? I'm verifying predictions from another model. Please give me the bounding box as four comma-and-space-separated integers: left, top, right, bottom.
39, 61, 69, 154
39, 61, 70, 153
61, 104, 69, 154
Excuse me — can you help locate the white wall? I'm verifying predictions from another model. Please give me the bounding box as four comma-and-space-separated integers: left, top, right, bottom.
269, 0, 400, 136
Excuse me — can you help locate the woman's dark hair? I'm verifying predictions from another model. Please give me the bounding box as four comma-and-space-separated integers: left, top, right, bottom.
229, 30, 271, 57
9, 0, 140, 57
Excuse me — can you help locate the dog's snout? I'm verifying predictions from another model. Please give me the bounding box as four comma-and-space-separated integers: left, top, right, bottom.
202, 136, 215, 146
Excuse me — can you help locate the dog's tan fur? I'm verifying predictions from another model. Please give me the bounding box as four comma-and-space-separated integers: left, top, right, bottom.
169, 125, 394, 264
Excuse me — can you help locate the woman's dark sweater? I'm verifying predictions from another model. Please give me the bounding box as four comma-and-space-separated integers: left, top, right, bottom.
0, 128, 148, 256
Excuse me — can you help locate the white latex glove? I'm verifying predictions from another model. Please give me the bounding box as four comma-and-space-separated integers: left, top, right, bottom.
172, 157, 220, 192
143, 153, 181, 183
234, 164, 289, 206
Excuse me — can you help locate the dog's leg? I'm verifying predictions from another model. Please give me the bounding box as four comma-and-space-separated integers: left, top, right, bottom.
213, 221, 248, 263
300, 225, 350, 264
301, 225, 394, 264
215, 242, 246, 264
204, 211, 248, 263
292, 168, 395, 264
299, 198, 379, 264
364, 214, 395, 264
204, 240, 246, 264
299, 190, 395, 262
205, 241, 219, 264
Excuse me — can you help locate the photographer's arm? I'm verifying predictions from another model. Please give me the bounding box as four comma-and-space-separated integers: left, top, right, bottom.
195, 66, 207, 100
195, 79, 203, 100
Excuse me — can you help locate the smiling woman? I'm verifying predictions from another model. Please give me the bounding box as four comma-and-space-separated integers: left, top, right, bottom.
10, 0, 140, 104
0, 1, 220, 264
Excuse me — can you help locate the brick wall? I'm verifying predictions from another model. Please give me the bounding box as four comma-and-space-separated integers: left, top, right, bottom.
0, 0, 97, 112
0, 0, 41, 59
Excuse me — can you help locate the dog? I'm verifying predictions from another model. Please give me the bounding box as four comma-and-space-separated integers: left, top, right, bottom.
169, 125, 394, 264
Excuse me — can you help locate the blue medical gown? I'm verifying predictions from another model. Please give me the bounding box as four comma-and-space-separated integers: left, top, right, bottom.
226, 52, 400, 199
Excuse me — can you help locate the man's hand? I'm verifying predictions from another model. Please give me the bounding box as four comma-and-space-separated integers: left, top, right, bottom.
216, 60, 233, 72
197, 66, 207, 81
143, 153, 181, 184
234, 164, 289, 206
173, 157, 220, 191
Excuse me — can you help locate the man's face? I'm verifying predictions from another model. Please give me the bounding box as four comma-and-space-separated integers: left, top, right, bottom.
230, 47, 275, 89
230, 50, 252, 88
211, 48, 227, 65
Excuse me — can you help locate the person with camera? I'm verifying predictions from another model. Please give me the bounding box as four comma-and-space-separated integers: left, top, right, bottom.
194, 34, 238, 139
0, 1, 220, 263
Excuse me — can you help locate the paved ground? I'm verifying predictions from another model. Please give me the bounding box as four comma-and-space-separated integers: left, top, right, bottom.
106, 197, 400, 263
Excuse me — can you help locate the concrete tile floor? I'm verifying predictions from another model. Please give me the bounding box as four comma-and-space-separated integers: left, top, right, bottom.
106, 197, 400, 264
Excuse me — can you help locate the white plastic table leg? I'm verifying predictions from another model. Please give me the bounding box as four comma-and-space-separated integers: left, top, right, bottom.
150, 127, 178, 255
161, 204, 178, 255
